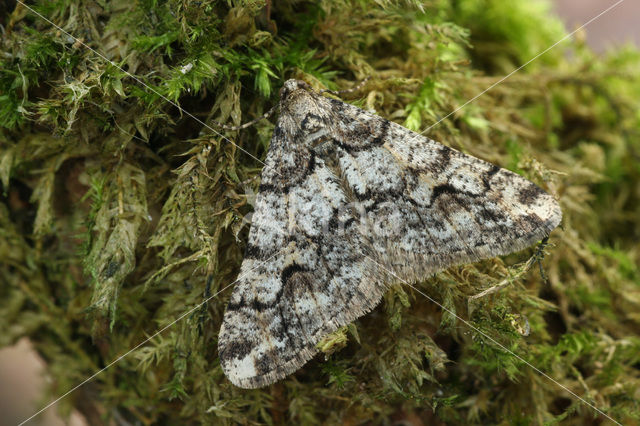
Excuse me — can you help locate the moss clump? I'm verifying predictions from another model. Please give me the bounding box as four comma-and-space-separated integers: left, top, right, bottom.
1, 0, 640, 424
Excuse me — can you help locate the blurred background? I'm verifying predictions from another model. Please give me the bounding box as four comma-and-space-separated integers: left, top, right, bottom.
554, 0, 640, 52
1, 1, 638, 425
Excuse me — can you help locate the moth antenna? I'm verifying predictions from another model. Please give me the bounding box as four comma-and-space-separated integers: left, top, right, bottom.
213, 103, 279, 131
320, 76, 371, 96
214, 76, 370, 132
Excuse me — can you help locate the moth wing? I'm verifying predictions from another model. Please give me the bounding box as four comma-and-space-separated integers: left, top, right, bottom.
218, 149, 384, 389
323, 97, 562, 281
219, 89, 562, 389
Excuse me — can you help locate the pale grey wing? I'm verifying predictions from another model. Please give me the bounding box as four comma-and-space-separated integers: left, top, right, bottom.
322, 97, 562, 281
217, 151, 385, 389
218, 84, 562, 389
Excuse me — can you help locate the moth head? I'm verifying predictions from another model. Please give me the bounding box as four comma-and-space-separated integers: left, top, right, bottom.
279, 79, 311, 100
278, 79, 325, 129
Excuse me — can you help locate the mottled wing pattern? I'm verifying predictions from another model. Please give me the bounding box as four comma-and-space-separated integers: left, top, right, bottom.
218, 96, 386, 388
218, 80, 562, 389
323, 97, 562, 282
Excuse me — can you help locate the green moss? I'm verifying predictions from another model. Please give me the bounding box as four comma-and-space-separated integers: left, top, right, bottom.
1, 0, 640, 424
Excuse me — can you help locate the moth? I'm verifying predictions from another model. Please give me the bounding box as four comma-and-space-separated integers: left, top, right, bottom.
218, 79, 562, 388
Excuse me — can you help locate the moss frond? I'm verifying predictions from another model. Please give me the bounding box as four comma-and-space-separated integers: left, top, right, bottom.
1, 0, 640, 424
